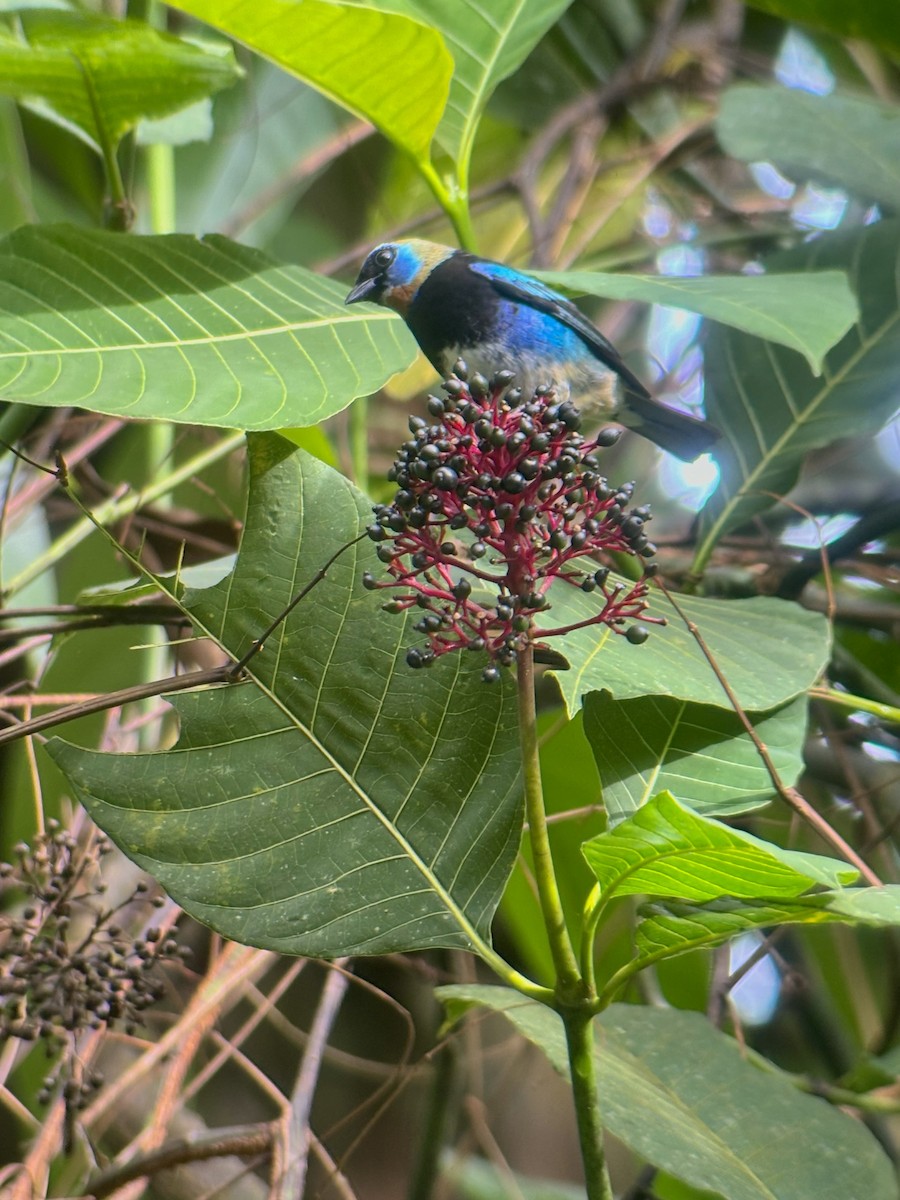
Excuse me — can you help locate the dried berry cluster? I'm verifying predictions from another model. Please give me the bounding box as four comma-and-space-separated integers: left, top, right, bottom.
364, 366, 663, 681
0, 824, 188, 1106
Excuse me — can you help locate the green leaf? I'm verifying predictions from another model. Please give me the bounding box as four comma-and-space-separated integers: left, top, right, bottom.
584, 694, 807, 824
48, 436, 523, 956
444, 1157, 587, 1200
695, 221, 900, 565
533, 269, 857, 372
0, 97, 31, 234
383, 0, 575, 178
636, 888, 900, 966
437, 986, 896, 1200
548, 584, 829, 716
743, 2, 900, 63
0, 224, 417, 429
718, 85, 900, 209
0, 9, 240, 150
171, 0, 453, 165
581, 792, 856, 903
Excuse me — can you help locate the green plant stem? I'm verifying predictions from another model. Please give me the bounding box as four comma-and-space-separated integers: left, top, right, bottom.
810, 686, 900, 725
144, 0, 177, 236
580, 885, 604, 997
407, 1040, 458, 1200
419, 161, 477, 252
147, 142, 176, 234
141, 57, 178, 703
517, 647, 614, 1196
517, 646, 582, 996
560, 1006, 614, 1200
79, 62, 131, 230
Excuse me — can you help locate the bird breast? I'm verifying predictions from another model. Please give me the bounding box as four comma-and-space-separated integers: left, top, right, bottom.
434, 341, 619, 417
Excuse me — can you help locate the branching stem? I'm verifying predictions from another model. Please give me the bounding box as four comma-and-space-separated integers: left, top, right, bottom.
560, 1007, 615, 1200
517, 646, 581, 994
516, 645, 612, 1198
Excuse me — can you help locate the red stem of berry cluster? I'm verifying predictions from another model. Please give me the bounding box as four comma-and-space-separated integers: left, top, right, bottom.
363, 366, 663, 682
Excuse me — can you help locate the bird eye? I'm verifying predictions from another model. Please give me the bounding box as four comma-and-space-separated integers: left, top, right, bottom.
373, 246, 396, 270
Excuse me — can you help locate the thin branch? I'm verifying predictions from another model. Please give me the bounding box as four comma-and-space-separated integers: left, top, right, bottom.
275, 962, 351, 1200
85, 1124, 276, 1199
657, 580, 883, 886
227, 534, 368, 677
776, 499, 900, 600
0, 666, 235, 746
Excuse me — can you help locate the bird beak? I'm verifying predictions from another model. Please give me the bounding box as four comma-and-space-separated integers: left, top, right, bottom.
345, 277, 379, 305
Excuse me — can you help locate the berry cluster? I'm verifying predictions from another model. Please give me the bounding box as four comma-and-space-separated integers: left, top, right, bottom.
0, 824, 189, 1107
364, 367, 663, 681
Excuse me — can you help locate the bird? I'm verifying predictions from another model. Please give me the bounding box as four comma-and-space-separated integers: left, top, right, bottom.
345, 239, 718, 461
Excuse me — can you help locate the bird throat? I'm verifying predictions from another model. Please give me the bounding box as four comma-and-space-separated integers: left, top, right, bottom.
404, 255, 497, 372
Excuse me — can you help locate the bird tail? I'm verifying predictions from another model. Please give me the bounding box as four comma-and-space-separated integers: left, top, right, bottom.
619, 390, 719, 462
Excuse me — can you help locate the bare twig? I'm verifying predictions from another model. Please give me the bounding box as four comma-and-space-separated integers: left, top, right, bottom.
86, 1124, 276, 1199
83, 944, 272, 1130
0, 666, 236, 746
514, 0, 688, 264
275, 962, 351, 1199
656, 579, 883, 886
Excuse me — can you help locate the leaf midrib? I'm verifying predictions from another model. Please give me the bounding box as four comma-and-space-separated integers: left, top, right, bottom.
0, 309, 403, 357
596, 840, 804, 902
700, 300, 899, 558
181, 531, 500, 947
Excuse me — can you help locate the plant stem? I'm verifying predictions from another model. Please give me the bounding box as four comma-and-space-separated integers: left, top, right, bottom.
517, 647, 613, 1196
407, 1039, 458, 1200
810, 686, 900, 725
418, 160, 477, 252
517, 646, 582, 995
560, 1006, 614, 1200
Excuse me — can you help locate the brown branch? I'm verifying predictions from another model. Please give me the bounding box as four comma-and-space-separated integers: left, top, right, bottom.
0, 666, 235, 746
514, 0, 688, 264
276, 962, 351, 1199
85, 1123, 276, 1199
656, 579, 883, 887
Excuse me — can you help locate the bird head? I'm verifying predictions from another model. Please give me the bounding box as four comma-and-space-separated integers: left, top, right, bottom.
345, 239, 455, 315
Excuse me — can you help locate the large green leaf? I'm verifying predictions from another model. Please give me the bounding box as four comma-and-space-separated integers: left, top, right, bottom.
717, 86, 900, 210
0, 8, 240, 150
743, 2, 900, 63
581, 792, 855, 904
584, 693, 807, 824
534, 269, 857, 371
171, 0, 452, 164
548, 583, 829, 717
48, 436, 523, 956
385, 0, 575, 177
636, 888, 900, 968
438, 986, 896, 1200
0, 224, 417, 428
695, 221, 900, 568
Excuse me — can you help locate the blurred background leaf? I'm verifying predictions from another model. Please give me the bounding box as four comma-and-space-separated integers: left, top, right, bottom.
0, 8, 240, 150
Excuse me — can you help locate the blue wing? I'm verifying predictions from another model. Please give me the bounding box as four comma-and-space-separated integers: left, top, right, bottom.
468, 259, 651, 399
